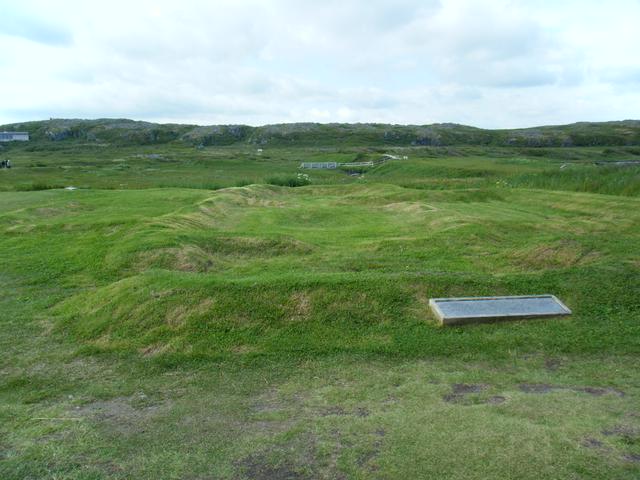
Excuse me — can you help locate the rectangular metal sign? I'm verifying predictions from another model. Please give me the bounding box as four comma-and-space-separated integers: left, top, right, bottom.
429, 295, 572, 326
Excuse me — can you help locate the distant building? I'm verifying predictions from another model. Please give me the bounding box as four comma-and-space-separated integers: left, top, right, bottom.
0, 132, 29, 142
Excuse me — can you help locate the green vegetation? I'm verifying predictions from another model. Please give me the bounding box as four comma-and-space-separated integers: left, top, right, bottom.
3, 118, 640, 147
267, 173, 312, 187
1, 124, 639, 478
2, 141, 640, 197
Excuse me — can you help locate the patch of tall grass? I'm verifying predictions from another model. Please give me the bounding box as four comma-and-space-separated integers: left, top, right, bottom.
508, 165, 640, 196
15, 182, 65, 191
267, 173, 311, 187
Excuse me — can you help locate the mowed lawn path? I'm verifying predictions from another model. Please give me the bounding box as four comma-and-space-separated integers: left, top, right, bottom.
1, 183, 639, 479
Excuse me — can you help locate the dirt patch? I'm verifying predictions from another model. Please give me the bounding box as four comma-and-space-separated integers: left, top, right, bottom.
487, 395, 506, 405
74, 396, 168, 435
442, 384, 487, 404
452, 384, 485, 394
319, 406, 370, 417
582, 437, 604, 449
251, 392, 288, 414
581, 432, 640, 463
237, 455, 310, 480
544, 358, 562, 372
443, 385, 509, 406
574, 386, 624, 397
320, 406, 348, 417
519, 383, 555, 394
602, 425, 640, 440
235, 433, 322, 480
381, 395, 398, 409
355, 407, 370, 418
519, 384, 625, 396
356, 439, 383, 471
249, 389, 308, 417
288, 292, 311, 321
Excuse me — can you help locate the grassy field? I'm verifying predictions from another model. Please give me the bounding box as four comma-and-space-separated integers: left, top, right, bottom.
1, 141, 639, 479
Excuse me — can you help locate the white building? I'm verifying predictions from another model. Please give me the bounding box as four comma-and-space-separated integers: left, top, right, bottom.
0, 132, 29, 142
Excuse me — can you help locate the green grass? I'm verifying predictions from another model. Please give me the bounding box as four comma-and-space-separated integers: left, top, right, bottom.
509, 165, 640, 196
3, 143, 639, 196
1, 142, 639, 478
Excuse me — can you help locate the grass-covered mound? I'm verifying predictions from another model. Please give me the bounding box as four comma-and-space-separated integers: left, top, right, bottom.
6, 184, 626, 359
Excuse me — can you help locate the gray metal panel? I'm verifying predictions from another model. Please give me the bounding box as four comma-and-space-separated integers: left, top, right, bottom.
429, 295, 571, 326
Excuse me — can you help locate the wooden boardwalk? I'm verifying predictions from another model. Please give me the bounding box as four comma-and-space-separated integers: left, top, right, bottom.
299, 159, 388, 169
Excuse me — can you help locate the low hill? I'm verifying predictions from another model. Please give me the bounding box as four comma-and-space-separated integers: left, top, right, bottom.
2, 118, 640, 147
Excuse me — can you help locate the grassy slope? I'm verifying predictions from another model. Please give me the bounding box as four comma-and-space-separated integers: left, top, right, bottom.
1, 145, 639, 479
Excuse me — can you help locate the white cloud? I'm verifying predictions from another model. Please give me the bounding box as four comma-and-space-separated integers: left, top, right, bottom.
0, 0, 639, 127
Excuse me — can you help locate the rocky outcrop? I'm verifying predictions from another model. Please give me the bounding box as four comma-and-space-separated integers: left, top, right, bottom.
1, 119, 639, 147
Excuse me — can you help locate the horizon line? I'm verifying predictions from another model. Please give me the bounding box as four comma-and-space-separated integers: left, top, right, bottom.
2, 117, 640, 132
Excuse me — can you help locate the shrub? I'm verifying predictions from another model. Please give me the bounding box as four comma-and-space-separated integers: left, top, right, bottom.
15, 182, 64, 191
266, 173, 311, 187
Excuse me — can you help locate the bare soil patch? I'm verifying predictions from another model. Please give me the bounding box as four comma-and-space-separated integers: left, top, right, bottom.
237, 455, 310, 480
519, 384, 625, 396
443, 383, 488, 404
602, 424, 640, 439
544, 358, 563, 371
582, 437, 604, 449
318, 405, 371, 417
319, 406, 348, 417
487, 395, 506, 405
74, 396, 168, 436
288, 292, 311, 322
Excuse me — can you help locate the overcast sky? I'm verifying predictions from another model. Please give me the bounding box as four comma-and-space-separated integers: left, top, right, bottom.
1, 0, 639, 128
